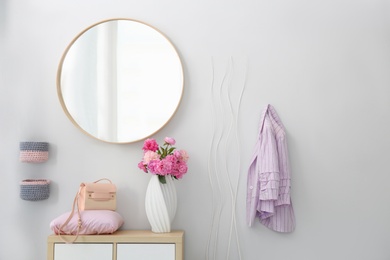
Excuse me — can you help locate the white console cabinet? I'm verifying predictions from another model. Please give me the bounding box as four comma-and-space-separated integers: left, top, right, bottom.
47, 230, 184, 260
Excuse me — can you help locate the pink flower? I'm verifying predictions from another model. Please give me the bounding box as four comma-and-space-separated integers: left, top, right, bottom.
138, 161, 147, 173
142, 138, 159, 152
173, 162, 188, 179
173, 150, 181, 158
165, 154, 177, 163
155, 159, 173, 176
147, 159, 160, 174
174, 150, 189, 162
137, 136, 189, 183
164, 137, 176, 145
177, 161, 188, 174
143, 151, 160, 164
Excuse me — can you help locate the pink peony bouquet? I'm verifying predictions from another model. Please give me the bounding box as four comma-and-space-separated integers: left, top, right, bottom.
138, 137, 189, 184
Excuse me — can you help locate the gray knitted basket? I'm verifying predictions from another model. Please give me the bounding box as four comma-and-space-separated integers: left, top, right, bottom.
19, 142, 49, 163
20, 179, 50, 201
19, 142, 49, 151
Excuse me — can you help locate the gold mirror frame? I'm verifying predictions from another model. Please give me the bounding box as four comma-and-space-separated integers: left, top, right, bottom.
57, 18, 184, 144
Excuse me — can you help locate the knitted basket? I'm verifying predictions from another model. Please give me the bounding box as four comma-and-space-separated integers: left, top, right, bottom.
19, 142, 49, 163
20, 179, 51, 201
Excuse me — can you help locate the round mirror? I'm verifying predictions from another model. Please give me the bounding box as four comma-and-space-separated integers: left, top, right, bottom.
57, 18, 184, 143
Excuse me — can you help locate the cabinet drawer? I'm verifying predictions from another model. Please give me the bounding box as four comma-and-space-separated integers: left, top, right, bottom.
47, 230, 184, 260
54, 244, 113, 260
117, 243, 175, 260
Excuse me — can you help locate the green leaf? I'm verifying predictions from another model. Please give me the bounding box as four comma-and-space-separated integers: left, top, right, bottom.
158, 175, 166, 184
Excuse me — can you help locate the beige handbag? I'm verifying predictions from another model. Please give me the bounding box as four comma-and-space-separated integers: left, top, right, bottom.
58, 178, 117, 243
78, 178, 117, 211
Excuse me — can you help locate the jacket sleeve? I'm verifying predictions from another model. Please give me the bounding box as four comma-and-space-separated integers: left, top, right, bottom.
246, 141, 260, 227
257, 125, 280, 216
275, 135, 291, 206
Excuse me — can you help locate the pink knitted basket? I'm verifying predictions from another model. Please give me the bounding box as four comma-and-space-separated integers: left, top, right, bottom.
19, 142, 49, 163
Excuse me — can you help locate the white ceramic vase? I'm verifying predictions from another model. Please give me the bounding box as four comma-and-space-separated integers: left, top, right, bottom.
145, 175, 177, 233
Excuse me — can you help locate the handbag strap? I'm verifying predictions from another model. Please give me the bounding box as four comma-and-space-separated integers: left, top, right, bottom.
56, 179, 112, 243
93, 178, 112, 184
58, 184, 83, 244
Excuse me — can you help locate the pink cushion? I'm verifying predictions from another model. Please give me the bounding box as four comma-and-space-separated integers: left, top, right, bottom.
50, 210, 124, 235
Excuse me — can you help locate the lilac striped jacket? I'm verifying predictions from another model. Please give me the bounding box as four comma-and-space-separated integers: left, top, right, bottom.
247, 104, 295, 232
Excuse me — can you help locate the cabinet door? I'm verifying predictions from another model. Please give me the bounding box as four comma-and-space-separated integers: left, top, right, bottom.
117, 244, 175, 260
54, 244, 113, 260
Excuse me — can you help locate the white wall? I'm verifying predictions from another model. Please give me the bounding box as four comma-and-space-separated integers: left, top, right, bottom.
1, 0, 390, 259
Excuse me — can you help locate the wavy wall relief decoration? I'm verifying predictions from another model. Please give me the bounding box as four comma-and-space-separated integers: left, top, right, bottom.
206, 56, 247, 260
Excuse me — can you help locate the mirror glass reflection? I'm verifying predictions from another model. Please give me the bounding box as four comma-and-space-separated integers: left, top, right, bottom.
58, 19, 183, 143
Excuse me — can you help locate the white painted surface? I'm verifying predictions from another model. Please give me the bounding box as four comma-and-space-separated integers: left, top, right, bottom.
54, 244, 112, 260
117, 244, 175, 260
1, 0, 390, 260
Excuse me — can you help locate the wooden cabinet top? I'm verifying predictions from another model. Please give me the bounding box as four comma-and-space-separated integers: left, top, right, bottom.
47, 230, 184, 244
